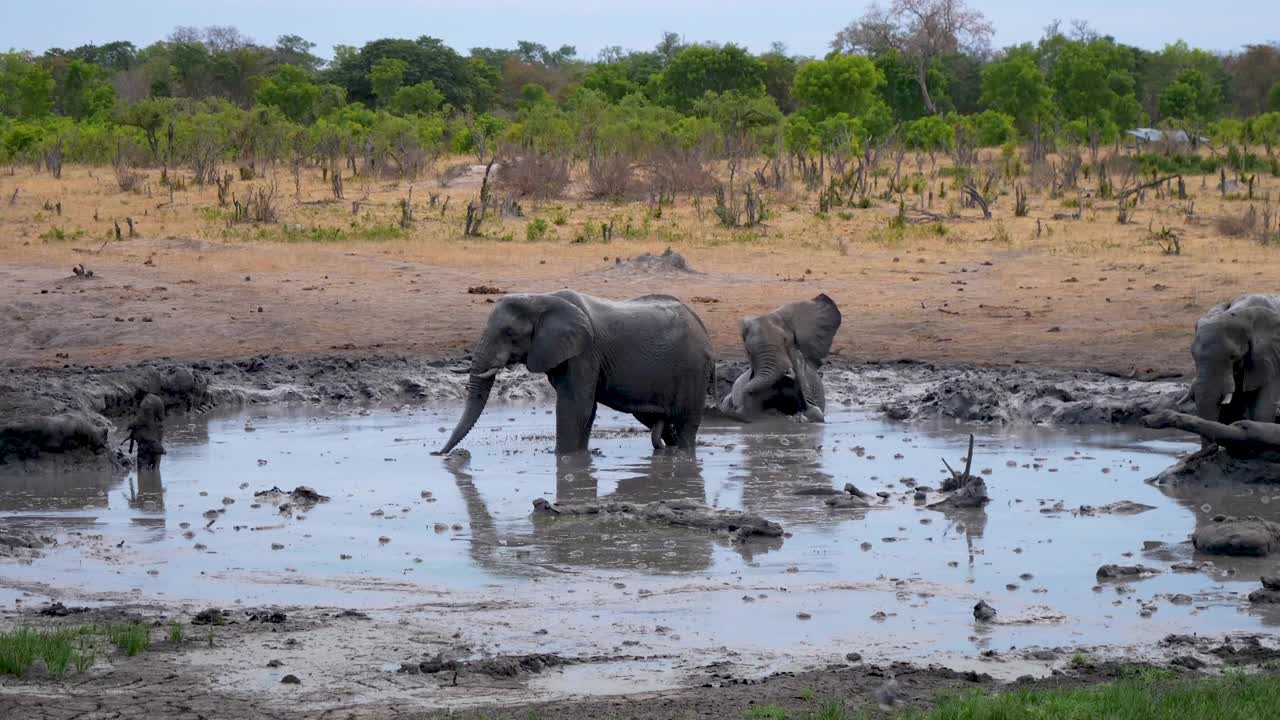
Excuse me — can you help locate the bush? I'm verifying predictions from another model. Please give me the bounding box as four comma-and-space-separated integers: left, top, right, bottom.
647, 147, 718, 196
586, 153, 636, 200
496, 152, 570, 199
526, 217, 550, 241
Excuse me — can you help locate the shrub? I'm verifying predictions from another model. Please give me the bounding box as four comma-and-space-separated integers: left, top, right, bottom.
526, 217, 550, 241
1217, 206, 1257, 237
496, 152, 570, 200
586, 153, 636, 200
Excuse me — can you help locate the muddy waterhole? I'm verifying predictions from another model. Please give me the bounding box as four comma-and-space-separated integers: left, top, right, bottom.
3, 405, 1279, 674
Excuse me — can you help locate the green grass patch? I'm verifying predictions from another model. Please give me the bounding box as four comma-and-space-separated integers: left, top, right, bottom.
1134, 151, 1275, 176
280, 223, 406, 243
0, 626, 97, 678
739, 672, 1280, 720
39, 227, 85, 242
107, 623, 150, 656
912, 672, 1280, 720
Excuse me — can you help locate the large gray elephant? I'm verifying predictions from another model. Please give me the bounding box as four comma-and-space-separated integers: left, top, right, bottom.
1190, 294, 1280, 426
437, 290, 714, 455
719, 294, 842, 422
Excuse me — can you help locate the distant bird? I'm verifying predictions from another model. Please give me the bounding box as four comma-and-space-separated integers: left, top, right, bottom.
874, 672, 900, 711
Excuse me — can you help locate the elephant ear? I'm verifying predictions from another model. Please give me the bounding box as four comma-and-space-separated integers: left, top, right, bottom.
1243, 307, 1280, 392
527, 296, 594, 373
776, 294, 842, 365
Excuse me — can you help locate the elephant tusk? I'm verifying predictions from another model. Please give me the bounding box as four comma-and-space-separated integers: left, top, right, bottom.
471, 368, 500, 380
1220, 392, 1234, 406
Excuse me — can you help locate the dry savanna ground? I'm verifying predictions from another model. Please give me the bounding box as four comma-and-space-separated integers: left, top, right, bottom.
1, 154, 1278, 374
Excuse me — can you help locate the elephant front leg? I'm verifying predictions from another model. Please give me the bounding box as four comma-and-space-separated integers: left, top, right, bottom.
550, 366, 599, 454
1248, 384, 1280, 424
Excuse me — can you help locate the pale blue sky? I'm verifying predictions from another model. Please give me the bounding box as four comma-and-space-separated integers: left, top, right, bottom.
2, 0, 1276, 59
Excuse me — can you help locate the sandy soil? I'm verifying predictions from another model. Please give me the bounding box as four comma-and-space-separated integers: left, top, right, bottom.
2, 163, 1279, 375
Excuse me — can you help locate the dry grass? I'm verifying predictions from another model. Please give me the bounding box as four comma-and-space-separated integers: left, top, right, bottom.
1, 151, 1278, 372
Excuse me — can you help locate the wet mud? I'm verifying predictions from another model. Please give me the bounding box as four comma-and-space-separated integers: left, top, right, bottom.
3, 401, 1280, 716
0, 351, 1274, 717
2, 351, 1191, 473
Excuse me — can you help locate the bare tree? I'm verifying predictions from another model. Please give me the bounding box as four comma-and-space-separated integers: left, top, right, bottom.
832, 0, 993, 115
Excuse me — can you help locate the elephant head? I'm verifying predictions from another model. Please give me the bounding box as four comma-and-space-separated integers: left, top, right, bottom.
438, 293, 593, 454
724, 294, 841, 419
1191, 305, 1280, 423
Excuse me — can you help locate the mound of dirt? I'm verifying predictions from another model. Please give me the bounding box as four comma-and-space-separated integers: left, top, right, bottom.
882, 367, 1184, 425
607, 247, 698, 275
0, 527, 55, 561
532, 497, 782, 542
1147, 446, 1280, 485
1192, 516, 1280, 557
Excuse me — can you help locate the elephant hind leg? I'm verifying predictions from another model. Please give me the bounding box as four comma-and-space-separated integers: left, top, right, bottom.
633, 413, 666, 449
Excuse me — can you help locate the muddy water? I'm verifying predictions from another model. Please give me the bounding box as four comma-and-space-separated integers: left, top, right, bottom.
3, 405, 1279, 674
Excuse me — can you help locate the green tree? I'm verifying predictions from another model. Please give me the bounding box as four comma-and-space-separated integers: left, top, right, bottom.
980, 54, 1053, 132
1270, 81, 1280, 111
116, 97, 175, 161
369, 58, 408, 107
904, 114, 954, 167
654, 44, 765, 113
273, 35, 324, 74
1251, 112, 1280, 156
256, 65, 322, 123
391, 82, 445, 115
0, 53, 55, 118
1052, 41, 1137, 148
759, 46, 799, 113
582, 63, 641, 103
793, 53, 885, 120
327, 37, 486, 110
55, 60, 115, 121
874, 49, 932, 122
971, 109, 1014, 146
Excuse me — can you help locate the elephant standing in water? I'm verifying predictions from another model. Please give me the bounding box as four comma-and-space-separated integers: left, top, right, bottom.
125, 392, 166, 467
1190, 294, 1280, 426
437, 290, 714, 455
719, 294, 842, 422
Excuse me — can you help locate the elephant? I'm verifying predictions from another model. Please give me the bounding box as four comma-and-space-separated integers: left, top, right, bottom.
124, 392, 166, 467
1189, 294, 1280, 427
719, 294, 842, 422
437, 290, 714, 455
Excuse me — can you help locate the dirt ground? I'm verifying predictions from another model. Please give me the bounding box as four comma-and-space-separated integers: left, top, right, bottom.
2, 161, 1278, 375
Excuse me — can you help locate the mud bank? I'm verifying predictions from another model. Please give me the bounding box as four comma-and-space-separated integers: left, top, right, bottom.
1, 601, 1277, 720
2, 354, 1187, 468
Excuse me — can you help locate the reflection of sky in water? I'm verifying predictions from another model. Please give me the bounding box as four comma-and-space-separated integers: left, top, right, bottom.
3, 404, 1280, 658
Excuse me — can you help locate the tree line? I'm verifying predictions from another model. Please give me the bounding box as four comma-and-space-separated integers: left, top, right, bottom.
3, 1, 1280, 187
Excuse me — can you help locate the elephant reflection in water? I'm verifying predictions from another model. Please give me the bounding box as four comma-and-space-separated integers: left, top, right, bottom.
127, 463, 164, 512
727, 417, 987, 567
731, 417, 835, 515
443, 451, 780, 577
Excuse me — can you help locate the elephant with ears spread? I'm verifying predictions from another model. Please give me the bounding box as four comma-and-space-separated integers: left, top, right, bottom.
437, 290, 714, 455
719, 294, 842, 422
1190, 294, 1280, 426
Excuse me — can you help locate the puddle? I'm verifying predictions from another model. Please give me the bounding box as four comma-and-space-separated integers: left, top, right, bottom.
3, 404, 1280, 671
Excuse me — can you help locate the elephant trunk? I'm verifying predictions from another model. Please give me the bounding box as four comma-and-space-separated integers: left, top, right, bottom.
438, 340, 506, 455
438, 372, 497, 455
743, 350, 789, 395
1193, 365, 1235, 424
